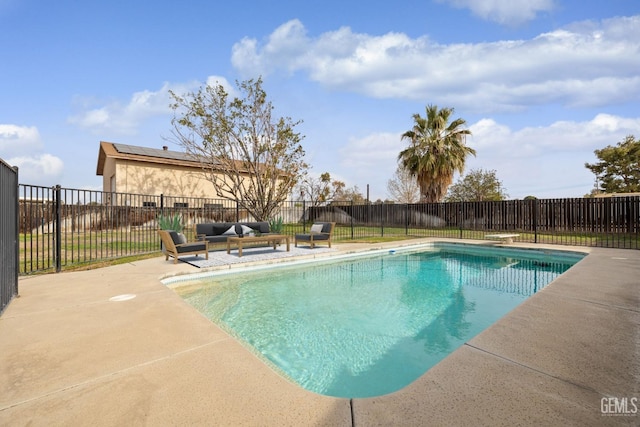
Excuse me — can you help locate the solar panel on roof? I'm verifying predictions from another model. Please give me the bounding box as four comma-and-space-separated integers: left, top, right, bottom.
113, 143, 194, 162
111, 143, 223, 167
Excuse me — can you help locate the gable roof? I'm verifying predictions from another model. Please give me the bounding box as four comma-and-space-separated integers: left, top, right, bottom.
96, 141, 278, 178
96, 141, 205, 175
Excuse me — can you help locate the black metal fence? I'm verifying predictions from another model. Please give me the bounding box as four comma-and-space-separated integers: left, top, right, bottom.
17, 185, 254, 274
311, 198, 639, 248
14, 183, 640, 275
1, 160, 19, 314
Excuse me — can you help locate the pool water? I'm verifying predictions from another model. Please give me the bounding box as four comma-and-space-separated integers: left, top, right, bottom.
175, 243, 583, 398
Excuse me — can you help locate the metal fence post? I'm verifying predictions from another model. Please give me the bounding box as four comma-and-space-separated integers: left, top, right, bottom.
54, 184, 62, 273
533, 199, 538, 243
350, 199, 354, 239
405, 204, 409, 235
13, 167, 19, 297
302, 200, 306, 231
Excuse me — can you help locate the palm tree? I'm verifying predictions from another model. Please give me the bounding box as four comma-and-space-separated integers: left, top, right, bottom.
399, 105, 476, 202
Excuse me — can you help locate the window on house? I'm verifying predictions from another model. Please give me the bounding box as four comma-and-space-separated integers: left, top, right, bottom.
143, 201, 157, 207
174, 202, 188, 208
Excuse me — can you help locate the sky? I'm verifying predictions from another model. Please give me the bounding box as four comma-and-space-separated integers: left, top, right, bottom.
1, 0, 639, 201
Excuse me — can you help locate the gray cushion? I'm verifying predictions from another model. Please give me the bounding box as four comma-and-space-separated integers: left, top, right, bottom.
202, 235, 229, 243
295, 233, 329, 241
196, 221, 271, 237
175, 242, 207, 253
168, 231, 184, 245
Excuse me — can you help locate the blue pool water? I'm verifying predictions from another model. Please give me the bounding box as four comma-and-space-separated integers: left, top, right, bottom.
175, 243, 584, 398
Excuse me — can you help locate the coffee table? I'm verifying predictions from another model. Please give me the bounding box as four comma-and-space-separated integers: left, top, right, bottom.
226, 234, 290, 257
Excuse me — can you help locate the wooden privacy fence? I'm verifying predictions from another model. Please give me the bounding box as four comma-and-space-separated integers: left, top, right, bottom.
13, 183, 640, 275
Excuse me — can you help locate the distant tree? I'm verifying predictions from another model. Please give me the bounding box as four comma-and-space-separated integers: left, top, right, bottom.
523, 195, 537, 200
585, 135, 640, 193
168, 77, 308, 221
443, 169, 508, 202
387, 164, 421, 203
334, 185, 366, 203
373, 198, 386, 204
399, 105, 475, 202
296, 172, 345, 206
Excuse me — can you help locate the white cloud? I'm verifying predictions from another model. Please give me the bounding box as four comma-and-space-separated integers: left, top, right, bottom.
469, 113, 640, 156
339, 131, 404, 178
9, 153, 64, 185
231, 16, 640, 112
68, 82, 175, 134
68, 75, 233, 134
457, 113, 640, 198
437, 0, 555, 26
0, 124, 42, 157
232, 20, 311, 77
205, 75, 236, 95
0, 124, 64, 186
334, 132, 407, 198
334, 114, 640, 200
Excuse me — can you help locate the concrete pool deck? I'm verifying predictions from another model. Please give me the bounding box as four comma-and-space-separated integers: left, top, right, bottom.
0, 238, 638, 426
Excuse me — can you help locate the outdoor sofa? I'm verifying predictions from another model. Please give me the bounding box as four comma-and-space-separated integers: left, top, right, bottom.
194, 221, 271, 245
295, 222, 335, 249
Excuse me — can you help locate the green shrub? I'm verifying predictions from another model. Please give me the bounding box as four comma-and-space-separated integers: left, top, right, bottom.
269, 216, 284, 233
157, 213, 184, 233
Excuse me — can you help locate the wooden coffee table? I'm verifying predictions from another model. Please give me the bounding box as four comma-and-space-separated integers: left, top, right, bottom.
226, 234, 290, 257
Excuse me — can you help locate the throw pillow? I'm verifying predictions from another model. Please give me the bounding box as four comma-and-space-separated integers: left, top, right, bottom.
222, 225, 237, 235
240, 225, 255, 236
310, 224, 324, 233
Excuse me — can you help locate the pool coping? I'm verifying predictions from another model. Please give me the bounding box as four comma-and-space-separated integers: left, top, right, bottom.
1, 238, 638, 426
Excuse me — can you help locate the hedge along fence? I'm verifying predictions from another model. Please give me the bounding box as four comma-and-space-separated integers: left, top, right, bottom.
15, 183, 640, 274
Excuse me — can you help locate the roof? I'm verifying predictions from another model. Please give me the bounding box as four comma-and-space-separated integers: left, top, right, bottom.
96, 141, 275, 178
592, 192, 640, 198
96, 141, 204, 175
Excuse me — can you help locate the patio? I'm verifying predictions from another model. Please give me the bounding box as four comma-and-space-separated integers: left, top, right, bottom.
1, 239, 638, 426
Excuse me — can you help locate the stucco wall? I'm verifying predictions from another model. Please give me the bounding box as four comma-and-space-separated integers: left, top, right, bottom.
114, 160, 215, 198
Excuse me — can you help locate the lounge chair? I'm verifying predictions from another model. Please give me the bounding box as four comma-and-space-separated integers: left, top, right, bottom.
295, 222, 335, 249
158, 230, 209, 264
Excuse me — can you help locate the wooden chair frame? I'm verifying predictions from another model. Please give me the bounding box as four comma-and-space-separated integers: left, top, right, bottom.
158, 230, 209, 264
294, 222, 335, 249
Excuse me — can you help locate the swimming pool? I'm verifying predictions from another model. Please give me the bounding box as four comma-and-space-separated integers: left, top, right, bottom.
170, 243, 584, 398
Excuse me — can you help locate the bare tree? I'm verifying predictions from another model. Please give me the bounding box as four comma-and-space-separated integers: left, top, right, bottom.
334, 185, 365, 203
387, 164, 420, 203
168, 78, 308, 221
296, 172, 345, 206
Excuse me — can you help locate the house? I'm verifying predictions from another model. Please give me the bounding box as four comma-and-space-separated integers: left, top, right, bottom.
96, 141, 241, 207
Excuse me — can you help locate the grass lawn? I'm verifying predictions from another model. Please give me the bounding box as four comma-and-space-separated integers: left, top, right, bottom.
18, 224, 639, 274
